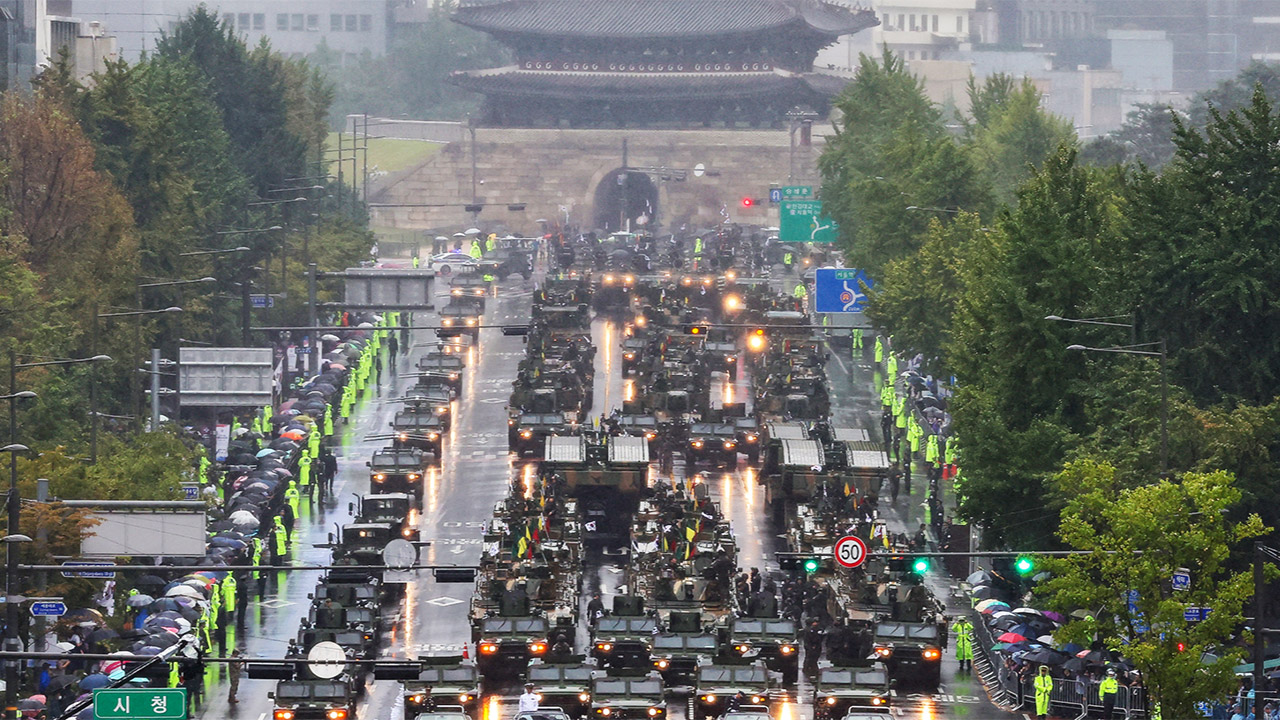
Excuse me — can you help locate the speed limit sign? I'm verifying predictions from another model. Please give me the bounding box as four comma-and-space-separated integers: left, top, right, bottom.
834, 535, 868, 569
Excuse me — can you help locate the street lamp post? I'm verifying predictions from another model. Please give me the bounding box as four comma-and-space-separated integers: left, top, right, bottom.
1065, 339, 1168, 473
0, 448, 29, 720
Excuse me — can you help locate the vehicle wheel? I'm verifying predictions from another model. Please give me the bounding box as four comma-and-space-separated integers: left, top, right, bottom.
439, 264, 452, 276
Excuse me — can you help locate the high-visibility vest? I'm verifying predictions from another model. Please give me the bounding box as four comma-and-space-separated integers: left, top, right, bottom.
222, 575, 237, 612
874, 337, 884, 363
412, 256, 420, 268
1099, 678, 1118, 698
298, 455, 312, 487
273, 518, 288, 556
926, 435, 939, 463
308, 431, 320, 459
285, 483, 300, 517
324, 406, 334, 436
793, 284, 806, 298
887, 355, 898, 379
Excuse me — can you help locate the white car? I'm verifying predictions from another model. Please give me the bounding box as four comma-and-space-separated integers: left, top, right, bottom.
430, 252, 478, 276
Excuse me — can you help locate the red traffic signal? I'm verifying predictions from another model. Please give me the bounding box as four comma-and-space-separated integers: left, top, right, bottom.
741, 197, 754, 207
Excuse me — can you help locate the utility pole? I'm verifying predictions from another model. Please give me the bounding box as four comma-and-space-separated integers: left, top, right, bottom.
150, 348, 161, 430
308, 264, 319, 376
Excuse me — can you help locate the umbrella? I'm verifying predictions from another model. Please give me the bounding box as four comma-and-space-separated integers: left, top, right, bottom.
78, 674, 110, 691
135, 575, 167, 588
1043, 611, 1066, 623
976, 599, 1008, 612
143, 632, 179, 648
990, 642, 1009, 652
1076, 650, 1106, 662
44, 676, 77, 693
1061, 642, 1085, 654
255, 448, 277, 458
165, 585, 201, 599
126, 594, 154, 608
148, 598, 182, 613
971, 586, 1000, 600
1063, 657, 1087, 674
320, 334, 340, 342
63, 609, 105, 625
133, 646, 163, 656
52, 642, 75, 653
1070, 609, 1094, 619
87, 628, 118, 643
966, 570, 993, 585
17, 699, 43, 712
1008, 624, 1038, 638
996, 632, 1028, 643
464, 227, 480, 235
1022, 649, 1067, 665
1013, 607, 1043, 616
1036, 635, 1055, 644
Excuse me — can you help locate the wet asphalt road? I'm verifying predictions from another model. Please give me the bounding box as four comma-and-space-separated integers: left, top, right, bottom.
192, 267, 1023, 720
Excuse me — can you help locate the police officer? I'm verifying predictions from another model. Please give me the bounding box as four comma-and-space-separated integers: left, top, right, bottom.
1034, 665, 1053, 719
952, 616, 973, 671
1099, 668, 1120, 718
272, 516, 288, 564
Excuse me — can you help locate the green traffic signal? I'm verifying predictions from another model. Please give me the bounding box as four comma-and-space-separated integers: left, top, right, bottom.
1015, 556, 1035, 575
911, 557, 929, 574
803, 558, 821, 573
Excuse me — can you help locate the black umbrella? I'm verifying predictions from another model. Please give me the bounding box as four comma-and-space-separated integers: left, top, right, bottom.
1022, 649, 1067, 665
44, 676, 77, 693
135, 574, 167, 588
87, 628, 118, 643
972, 585, 1001, 600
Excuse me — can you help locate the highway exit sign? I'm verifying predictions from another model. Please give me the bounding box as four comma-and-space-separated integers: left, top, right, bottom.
93, 688, 187, 720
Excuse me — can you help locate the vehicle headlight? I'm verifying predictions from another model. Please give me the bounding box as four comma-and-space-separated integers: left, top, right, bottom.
402, 528, 414, 537
326, 709, 348, 720
734, 643, 750, 654
871, 697, 884, 706
408, 473, 420, 480
726, 356, 736, 363
442, 319, 453, 326
429, 432, 440, 440
746, 434, 757, 442
779, 645, 795, 655
655, 659, 669, 669
409, 695, 425, 704
723, 441, 736, 450
466, 318, 477, 326
452, 289, 462, 296
604, 274, 615, 285
460, 694, 471, 703
922, 646, 941, 661
750, 696, 763, 704
521, 430, 533, 439
437, 406, 449, 414
874, 645, 892, 658
596, 642, 613, 652
692, 440, 704, 449
373, 473, 386, 480
701, 695, 716, 704
480, 643, 499, 654
274, 711, 295, 720
825, 697, 837, 706
648, 708, 661, 716
397, 433, 408, 441
624, 353, 635, 360
644, 432, 656, 440
579, 693, 591, 702
529, 641, 548, 654
450, 373, 459, 380
600, 709, 612, 717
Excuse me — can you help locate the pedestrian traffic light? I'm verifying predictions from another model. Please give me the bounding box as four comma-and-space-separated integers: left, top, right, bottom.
1014, 556, 1035, 576
911, 557, 930, 575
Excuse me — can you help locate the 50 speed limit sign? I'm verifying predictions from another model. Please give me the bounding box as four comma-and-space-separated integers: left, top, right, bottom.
834, 535, 868, 569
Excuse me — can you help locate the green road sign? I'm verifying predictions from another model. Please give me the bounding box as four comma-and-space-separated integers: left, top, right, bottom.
94, 689, 188, 720
781, 185, 812, 198
779, 200, 839, 243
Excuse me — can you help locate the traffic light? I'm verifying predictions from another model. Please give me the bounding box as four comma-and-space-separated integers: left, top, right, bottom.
741, 197, 762, 208
1176, 642, 1186, 652
682, 323, 708, 335
911, 557, 930, 575
1014, 556, 1035, 576
803, 558, 821, 574
746, 328, 766, 352
777, 552, 821, 574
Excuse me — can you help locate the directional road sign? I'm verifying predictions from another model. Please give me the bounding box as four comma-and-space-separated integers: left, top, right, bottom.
814, 268, 872, 313
834, 535, 868, 569
768, 188, 782, 203
779, 200, 838, 243
1171, 568, 1190, 592
92, 688, 188, 719
60, 561, 115, 578
780, 185, 812, 198
249, 294, 275, 309
29, 601, 66, 617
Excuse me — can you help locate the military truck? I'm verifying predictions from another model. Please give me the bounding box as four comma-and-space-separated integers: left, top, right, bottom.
651, 632, 719, 686
439, 302, 481, 339
449, 275, 490, 311
390, 414, 445, 458
620, 337, 649, 376
294, 624, 377, 661
415, 355, 465, 393
589, 672, 666, 720
270, 678, 358, 720
812, 667, 891, 718
509, 412, 575, 457
723, 618, 799, 685
333, 522, 412, 597
528, 662, 595, 718
685, 423, 739, 466
368, 448, 429, 495
472, 616, 551, 679
871, 622, 942, 688
353, 493, 418, 541
591, 614, 658, 671
401, 657, 481, 720
691, 663, 772, 720
543, 434, 649, 537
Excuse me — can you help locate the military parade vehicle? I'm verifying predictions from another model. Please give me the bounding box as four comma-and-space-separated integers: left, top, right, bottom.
650, 632, 719, 686
871, 621, 943, 688
416, 354, 465, 393
472, 615, 552, 679
528, 662, 596, 718
270, 678, 359, 720
691, 663, 773, 720
439, 302, 481, 339
685, 422, 740, 466
722, 617, 799, 685
400, 656, 482, 720
812, 667, 891, 718
367, 447, 429, 495
508, 412, 575, 457
588, 672, 666, 720
389, 414, 445, 458
591, 606, 658, 671
352, 492, 418, 541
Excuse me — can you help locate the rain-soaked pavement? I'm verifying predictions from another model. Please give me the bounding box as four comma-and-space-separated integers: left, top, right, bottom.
192, 267, 1022, 720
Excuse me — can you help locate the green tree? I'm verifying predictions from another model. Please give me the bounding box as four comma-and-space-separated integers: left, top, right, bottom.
949, 147, 1125, 546
1123, 88, 1280, 405
1040, 461, 1266, 718
964, 73, 1017, 133
865, 213, 985, 371
1191, 60, 1280, 127
968, 78, 1077, 202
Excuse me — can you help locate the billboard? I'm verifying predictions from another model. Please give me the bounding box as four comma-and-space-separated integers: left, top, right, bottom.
342, 268, 436, 310
80, 508, 208, 558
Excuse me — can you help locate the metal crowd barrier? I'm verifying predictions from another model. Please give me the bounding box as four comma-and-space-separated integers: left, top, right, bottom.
968, 609, 1149, 718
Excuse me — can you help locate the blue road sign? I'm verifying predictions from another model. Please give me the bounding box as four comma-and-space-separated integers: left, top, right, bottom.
249, 294, 275, 309
61, 561, 116, 579
29, 601, 66, 617
1172, 568, 1190, 592
814, 268, 873, 313
768, 188, 782, 203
